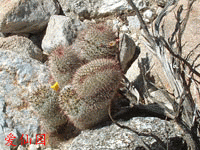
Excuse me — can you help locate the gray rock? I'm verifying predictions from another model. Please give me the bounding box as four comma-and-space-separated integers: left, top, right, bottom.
127, 15, 141, 33
58, 0, 148, 19
0, 50, 49, 108
0, 50, 50, 148
119, 34, 136, 73
0, 32, 5, 37
143, 9, 156, 23
28, 144, 39, 150
156, 0, 167, 7
41, 15, 83, 55
6, 107, 40, 144
98, 0, 147, 16
17, 145, 27, 150
0, 35, 43, 62
0, 0, 60, 34
57, 0, 97, 20
61, 117, 185, 150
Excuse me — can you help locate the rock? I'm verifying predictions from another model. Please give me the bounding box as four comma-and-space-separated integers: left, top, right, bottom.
143, 9, 156, 23
98, 0, 148, 17
119, 34, 136, 73
17, 145, 27, 150
156, 0, 167, 7
57, 0, 97, 20
127, 15, 141, 33
0, 50, 50, 148
0, 49, 49, 108
58, 0, 148, 19
28, 144, 39, 150
6, 107, 40, 144
0, 0, 60, 34
60, 117, 186, 149
41, 14, 84, 55
120, 25, 129, 32
0, 35, 43, 62
0, 32, 4, 37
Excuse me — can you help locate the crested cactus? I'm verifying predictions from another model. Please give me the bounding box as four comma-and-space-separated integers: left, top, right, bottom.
29, 84, 68, 133
73, 23, 118, 61
48, 45, 83, 88
58, 59, 123, 129
58, 85, 110, 129
72, 58, 123, 98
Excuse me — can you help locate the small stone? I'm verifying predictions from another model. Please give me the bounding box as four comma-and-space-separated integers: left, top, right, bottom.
28, 144, 39, 150
41, 14, 83, 55
143, 9, 156, 23
0, 32, 5, 37
119, 34, 136, 73
127, 16, 141, 33
156, 0, 167, 7
17, 145, 27, 150
120, 25, 129, 32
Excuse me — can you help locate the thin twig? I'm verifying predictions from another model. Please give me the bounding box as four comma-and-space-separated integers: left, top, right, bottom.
161, 38, 200, 78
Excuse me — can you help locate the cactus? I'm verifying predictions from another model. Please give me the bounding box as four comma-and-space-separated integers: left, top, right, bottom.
58, 85, 110, 129
72, 58, 123, 98
48, 45, 83, 88
58, 59, 123, 129
73, 23, 118, 61
29, 84, 68, 133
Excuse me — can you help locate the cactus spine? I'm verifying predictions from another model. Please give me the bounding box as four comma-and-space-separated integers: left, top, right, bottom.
29, 84, 68, 133
49, 45, 82, 88
59, 58, 123, 129
59, 85, 110, 129
73, 23, 118, 61
72, 58, 122, 98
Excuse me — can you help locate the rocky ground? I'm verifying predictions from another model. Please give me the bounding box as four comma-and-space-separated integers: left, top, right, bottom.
0, 0, 199, 150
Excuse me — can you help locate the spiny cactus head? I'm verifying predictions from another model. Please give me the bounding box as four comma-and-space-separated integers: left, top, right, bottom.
59, 85, 84, 116
29, 84, 68, 133
48, 45, 83, 88
74, 22, 118, 61
72, 58, 123, 98
29, 84, 56, 110
68, 100, 109, 130
58, 85, 110, 130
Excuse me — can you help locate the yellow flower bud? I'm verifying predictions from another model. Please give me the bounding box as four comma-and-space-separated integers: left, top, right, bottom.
51, 82, 59, 91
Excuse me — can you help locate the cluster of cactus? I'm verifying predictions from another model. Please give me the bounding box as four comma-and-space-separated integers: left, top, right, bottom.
29, 22, 123, 132
59, 59, 123, 129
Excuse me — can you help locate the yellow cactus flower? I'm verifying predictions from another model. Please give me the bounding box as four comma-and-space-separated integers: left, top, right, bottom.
109, 41, 116, 47
51, 82, 59, 91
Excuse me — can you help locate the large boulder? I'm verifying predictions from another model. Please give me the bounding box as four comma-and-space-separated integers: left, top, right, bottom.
57, 0, 148, 20
0, 50, 50, 149
60, 117, 186, 149
0, 0, 60, 34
